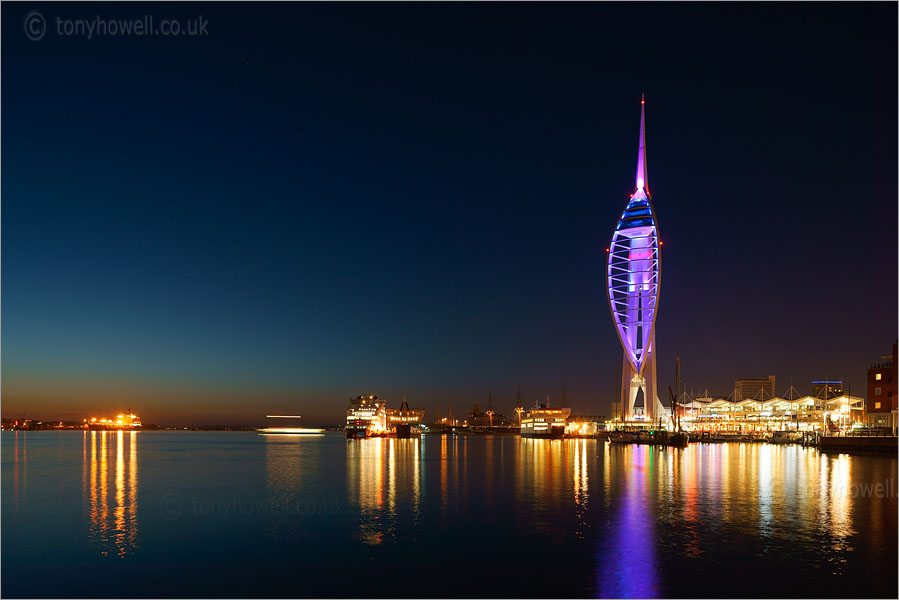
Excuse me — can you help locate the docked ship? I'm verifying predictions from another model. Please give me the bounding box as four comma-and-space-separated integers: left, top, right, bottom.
346, 394, 426, 438
346, 395, 388, 438
86, 411, 142, 431
520, 398, 570, 439
386, 394, 426, 438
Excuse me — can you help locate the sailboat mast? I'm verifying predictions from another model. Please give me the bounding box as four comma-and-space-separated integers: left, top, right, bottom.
615, 357, 621, 422
675, 357, 681, 432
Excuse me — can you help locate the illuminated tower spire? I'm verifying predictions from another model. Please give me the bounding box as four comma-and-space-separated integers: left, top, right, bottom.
607, 95, 663, 423
635, 93, 648, 194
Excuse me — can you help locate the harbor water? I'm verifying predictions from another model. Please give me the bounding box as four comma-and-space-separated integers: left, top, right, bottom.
2, 431, 897, 598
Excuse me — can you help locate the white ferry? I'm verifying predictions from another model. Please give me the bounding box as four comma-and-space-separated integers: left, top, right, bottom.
520, 398, 570, 439
346, 395, 388, 438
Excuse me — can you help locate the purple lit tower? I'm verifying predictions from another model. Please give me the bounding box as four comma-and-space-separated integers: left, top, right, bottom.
607, 95, 665, 422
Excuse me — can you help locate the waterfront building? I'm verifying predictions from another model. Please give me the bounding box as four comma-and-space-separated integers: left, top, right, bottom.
866, 342, 898, 431
607, 95, 665, 424
812, 380, 843, 400
2, 418, 84, 431
676, 393, 864, 432
734, 376, 776, 401
566, 415, 608, 436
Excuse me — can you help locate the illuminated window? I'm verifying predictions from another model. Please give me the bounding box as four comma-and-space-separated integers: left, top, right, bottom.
875, 402, 881, 410
875, 373, 882, 381
875, 387, 882, 396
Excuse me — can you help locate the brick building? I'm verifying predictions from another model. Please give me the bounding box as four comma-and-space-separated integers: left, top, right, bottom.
866, 342, 897, 431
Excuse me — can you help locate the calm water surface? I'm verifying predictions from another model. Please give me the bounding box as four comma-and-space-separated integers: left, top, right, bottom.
2, 431, 896, 598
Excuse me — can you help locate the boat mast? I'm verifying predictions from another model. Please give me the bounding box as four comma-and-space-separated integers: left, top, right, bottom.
675, 357, 681, 433
615, 356, 621, 423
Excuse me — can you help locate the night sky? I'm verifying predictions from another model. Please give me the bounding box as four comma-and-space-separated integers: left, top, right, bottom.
2, 2, 896, 425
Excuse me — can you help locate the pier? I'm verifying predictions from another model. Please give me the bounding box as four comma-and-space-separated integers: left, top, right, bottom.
818, 430, 898, 454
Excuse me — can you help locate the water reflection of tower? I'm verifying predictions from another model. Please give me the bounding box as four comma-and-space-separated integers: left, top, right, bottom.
597, 446, 659, 598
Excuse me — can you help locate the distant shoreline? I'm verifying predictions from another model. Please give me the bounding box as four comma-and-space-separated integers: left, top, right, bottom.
1, 426, 345, 432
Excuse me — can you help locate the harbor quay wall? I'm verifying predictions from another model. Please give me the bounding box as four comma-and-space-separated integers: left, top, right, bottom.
819, 435, 898, 454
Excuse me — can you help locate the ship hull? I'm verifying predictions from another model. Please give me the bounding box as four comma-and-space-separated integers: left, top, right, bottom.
394, 424, 412, 438
667, 433, 689, 447
346, 427, 368, 439
424, 425, 463, 435
607, 431, 640, 443
521, 428, 565, 439
87, 424, 141, 431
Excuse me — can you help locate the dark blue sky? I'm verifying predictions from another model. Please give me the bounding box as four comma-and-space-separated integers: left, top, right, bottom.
2, 2, 896, 425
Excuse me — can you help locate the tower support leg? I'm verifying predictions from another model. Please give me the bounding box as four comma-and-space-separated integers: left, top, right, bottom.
620, 347, 662, 423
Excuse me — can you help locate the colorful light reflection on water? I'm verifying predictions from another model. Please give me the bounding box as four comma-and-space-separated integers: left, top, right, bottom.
2, 432, 896, 598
